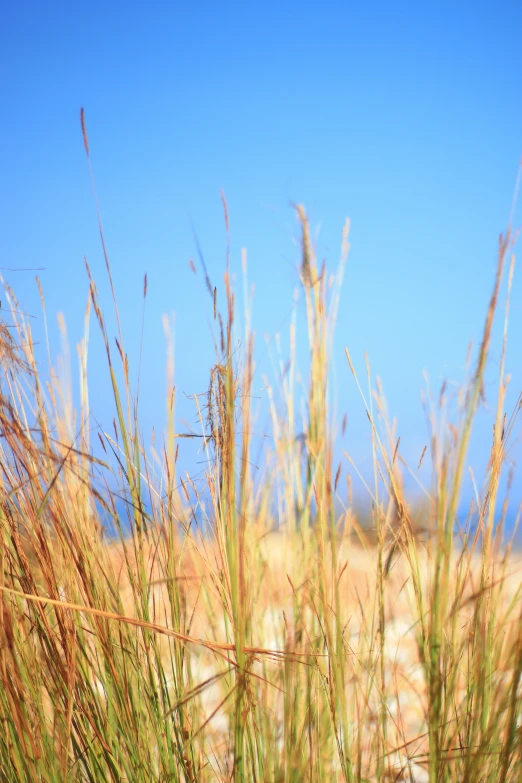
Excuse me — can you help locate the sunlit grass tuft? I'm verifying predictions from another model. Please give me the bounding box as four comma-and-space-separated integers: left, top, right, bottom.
0, 121, 522, 781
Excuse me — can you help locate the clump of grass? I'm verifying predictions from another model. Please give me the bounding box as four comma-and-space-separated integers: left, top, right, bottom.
0, 118, 522, 782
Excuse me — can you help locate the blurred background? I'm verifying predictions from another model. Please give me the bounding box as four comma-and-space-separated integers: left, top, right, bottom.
1, 0, 521, 521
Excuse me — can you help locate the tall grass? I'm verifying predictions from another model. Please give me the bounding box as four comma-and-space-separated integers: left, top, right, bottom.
0, 123, 522, 781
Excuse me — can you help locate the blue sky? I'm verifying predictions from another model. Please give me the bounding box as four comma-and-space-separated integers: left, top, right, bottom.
1, 1, 522, 513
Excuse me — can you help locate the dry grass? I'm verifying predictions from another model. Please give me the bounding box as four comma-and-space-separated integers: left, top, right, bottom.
0, 120, 522, 782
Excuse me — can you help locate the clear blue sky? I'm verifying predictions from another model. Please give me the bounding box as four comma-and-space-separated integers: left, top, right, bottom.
1, 1, 522, 511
